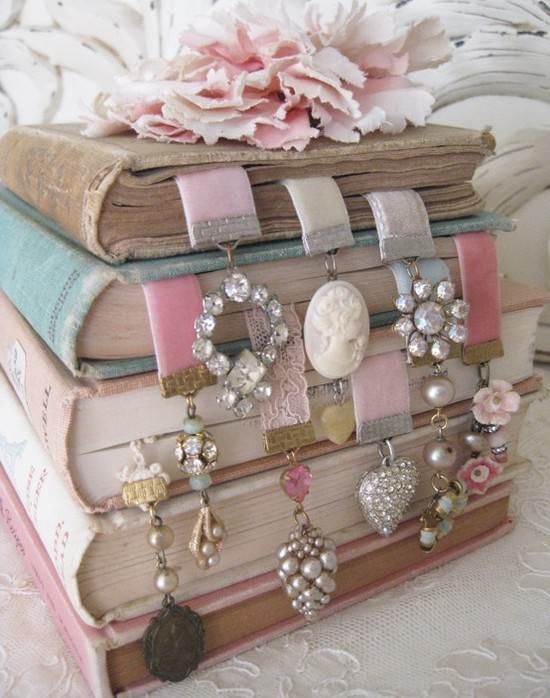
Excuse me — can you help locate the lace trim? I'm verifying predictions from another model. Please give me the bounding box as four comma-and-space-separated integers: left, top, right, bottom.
246, 305, 310, 432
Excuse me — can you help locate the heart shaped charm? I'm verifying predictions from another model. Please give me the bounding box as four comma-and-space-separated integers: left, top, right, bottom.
357, 457, 419, 537
320, 401, 355, 445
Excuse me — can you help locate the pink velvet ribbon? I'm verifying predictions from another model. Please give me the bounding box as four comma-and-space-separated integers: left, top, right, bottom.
351, 351, 413, 444
454, 232, 501, 347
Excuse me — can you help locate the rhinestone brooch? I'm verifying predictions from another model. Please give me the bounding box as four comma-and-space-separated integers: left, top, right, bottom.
193, 269, 289, 418
392, 268, 469, 362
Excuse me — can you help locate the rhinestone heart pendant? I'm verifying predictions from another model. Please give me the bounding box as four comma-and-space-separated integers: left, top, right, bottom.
357, 456, 419, 537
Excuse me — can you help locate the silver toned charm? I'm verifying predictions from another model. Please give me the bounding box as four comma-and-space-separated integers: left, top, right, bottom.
276, 515, 337, 622
393, 261, 469, 363
357, 439, 419, 536
193, 244, 289, 418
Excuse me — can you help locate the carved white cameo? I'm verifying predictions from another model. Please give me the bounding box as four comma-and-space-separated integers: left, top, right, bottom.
304, 280, 370, 380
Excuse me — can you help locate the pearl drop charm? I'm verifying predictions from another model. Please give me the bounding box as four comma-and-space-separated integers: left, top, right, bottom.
423, 438, 457, 470
154, 567, 179, 594
462, 431, 487, 453
421, 375, 455, 408
147, 524, 175, 551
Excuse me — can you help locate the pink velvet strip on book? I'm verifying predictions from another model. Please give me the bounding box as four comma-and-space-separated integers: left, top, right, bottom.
142, 275, 203, 377
454, 232, 501, 347
351, 351, 413, 444
175, 167, 261, 249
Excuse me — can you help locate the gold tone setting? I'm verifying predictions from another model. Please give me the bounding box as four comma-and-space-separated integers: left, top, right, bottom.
264, 421, 316, 455
122, 476, 168, 508
159, 365, 217, 398
462, 338, 504, 365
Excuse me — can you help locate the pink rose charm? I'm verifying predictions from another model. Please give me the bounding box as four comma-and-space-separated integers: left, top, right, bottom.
472, 379, 520, 427
457, 456, 503, 495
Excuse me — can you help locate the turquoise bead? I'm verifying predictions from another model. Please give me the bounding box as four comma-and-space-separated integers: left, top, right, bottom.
190, 473, 212, 491
437, 518, 454, 537
438, 494, 454, 515
183, 416, 205, 434
420, 529, 436, 545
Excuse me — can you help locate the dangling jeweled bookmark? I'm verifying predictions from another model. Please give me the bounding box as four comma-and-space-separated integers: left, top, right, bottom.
247, 304, 338, 622
455, 233, 519, 496
352, 351, 419, 536
282, 177, 369, 445
119, 440, 203, 682
364, 190, 469, 549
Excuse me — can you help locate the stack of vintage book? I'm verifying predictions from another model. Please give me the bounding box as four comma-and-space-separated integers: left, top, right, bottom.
0, 123, 546, 697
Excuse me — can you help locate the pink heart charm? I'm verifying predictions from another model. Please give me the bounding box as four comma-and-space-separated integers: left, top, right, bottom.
280, 464, 312, 503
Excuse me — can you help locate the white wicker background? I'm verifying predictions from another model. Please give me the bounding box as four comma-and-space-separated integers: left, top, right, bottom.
1, 0, 549, 292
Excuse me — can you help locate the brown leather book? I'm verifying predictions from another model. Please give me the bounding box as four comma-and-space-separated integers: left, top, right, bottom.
0, 123, 493, 262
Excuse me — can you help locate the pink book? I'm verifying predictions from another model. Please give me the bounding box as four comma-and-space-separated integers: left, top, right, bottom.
0, 462, 514, 697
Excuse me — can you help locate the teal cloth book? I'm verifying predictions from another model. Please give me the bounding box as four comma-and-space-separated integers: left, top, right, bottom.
0, 187, 513, 379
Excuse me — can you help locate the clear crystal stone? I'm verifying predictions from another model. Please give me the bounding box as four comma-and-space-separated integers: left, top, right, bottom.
217, 387, 239, 409
223, 271, 251, 303
408, 332, 428, 357
175, 443, 185, 462
413, 279, 433, 301
261, 344, 277, 366
266, 298, 283, 321
393, 316, 415, 337
192, 337, 214, 361
194, 312, 216, 337
202, 440, 218, 463
206, 352, 230, 376
448, 299, 470, 320
183, 435, 203, 456
445, 322, 467, 343
272, 322, 289, 346
253, 382, 272, 401
233, 397, 254, 418
227, 349, 266, 394
431, 337, 451, 361
435, 280, 455, 303
414, 301, 445, 335
203, 293, 224, 316
250, 285, 269, 305
395, 294, 415, 314
183, 457, 205, 475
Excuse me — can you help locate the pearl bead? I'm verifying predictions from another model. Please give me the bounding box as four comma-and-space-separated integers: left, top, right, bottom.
314, 537, 324, 548
301, 557, 323, 580
320, 550, 338, 571
208, 552, 220, 567
278, 568, 287, 581
286, 584, 299, 599
277, 544, 289, 560
462, 431, 486, 453
155, 567, 179, 594
316, 572, 336, 593
321, 595, 331, 605
290, 574, 308, 591
291, 599, 302, 610
421, 375, 455, 408
201, 541, 217, 557
281, 556, 299, 575
423, 438, 457, 469
323, 538, 336, 550
212, 525, 225, 541
147, 525, 175, 550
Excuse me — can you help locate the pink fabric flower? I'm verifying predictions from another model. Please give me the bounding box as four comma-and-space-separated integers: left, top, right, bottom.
82, 0, 450, 150
472, 380, 521, 427
457, 456, 503, 495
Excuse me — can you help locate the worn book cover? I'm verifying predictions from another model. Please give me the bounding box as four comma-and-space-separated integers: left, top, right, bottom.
0, 123, 494, 262
0, 458, 514, 697
0, 185, 512, 377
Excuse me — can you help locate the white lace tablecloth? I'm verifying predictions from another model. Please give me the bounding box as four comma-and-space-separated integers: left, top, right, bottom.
2, 381, 550, 698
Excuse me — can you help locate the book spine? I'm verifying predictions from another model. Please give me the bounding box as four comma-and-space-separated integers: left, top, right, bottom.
0, 126, 121, 262
0, 188, 116, 374
0, 370, 99, 623
0, 464, 111, 698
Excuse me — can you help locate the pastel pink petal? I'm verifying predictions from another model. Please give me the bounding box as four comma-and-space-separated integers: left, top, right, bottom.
281, 463, 312, 502
399, 17, 451, 72
473, 387, 492, 405
501, 391, 520, 413
492, 379, 513, 393
248, 108, 319, 151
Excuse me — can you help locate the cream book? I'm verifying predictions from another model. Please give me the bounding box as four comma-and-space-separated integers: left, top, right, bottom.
0, 123, 493, 262
0, 367, 537, 628
0, 281, 544, 512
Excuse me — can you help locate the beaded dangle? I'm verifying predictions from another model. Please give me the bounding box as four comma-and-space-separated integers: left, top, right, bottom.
120, 440, 203, 682
419, 472, 468, 552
